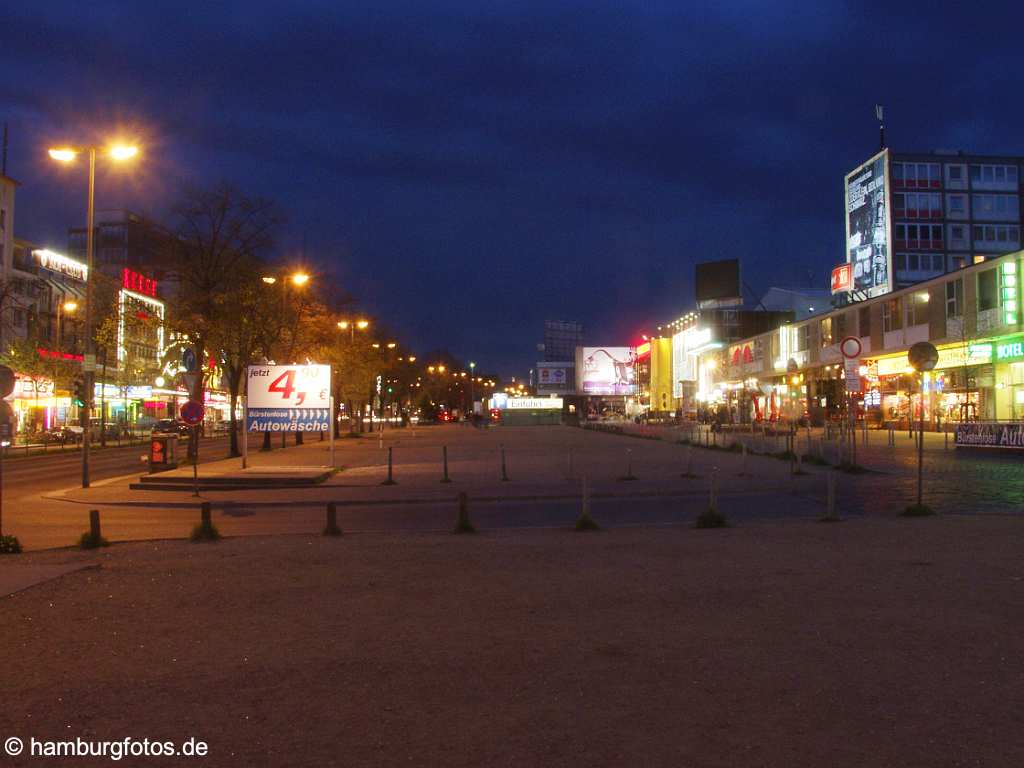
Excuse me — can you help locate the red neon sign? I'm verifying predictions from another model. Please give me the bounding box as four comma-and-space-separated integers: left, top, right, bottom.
123, 268, 158, 297
37, 347, 85, 362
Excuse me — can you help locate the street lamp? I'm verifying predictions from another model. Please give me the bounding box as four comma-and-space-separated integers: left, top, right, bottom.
290, 272, 310, 287
48, 141, 139, 488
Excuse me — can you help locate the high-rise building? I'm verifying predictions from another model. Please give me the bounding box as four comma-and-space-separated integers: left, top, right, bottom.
844, 150, 1022, 292
68, 209, 177, 286
542, 320, 582, 362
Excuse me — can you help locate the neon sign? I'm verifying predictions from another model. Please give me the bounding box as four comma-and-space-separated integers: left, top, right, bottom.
122, 268, 158, 297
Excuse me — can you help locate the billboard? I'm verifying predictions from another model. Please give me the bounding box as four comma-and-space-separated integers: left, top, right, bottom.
246, 364, 332, 432
831, 263, 853, 294
695, 259, 741, 308
536, 362, 573, 392
845, 149, 892, 298
577, 347, 636, 395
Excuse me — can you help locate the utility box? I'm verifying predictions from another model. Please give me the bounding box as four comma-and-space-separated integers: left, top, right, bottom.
149, 434, 178, 472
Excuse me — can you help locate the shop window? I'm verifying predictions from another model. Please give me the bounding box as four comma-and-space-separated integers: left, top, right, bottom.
945, 278, 963, 318
820, 317, 833, 347
882, 297, 903, 332
978, 268, 999, 311
858, 306, 871, 337
795, 324, 809, 352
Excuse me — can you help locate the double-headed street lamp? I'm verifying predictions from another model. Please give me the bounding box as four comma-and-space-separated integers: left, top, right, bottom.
48, 142, 139, 488
336, 318, 370, 342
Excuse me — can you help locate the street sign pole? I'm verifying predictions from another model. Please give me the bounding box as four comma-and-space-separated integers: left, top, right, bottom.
192, 425, 199, 497
242, 395, 248, 470
329, 396, 336, 468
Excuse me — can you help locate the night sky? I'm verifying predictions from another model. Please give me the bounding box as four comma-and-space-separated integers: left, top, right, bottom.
3, 1, 1022, 377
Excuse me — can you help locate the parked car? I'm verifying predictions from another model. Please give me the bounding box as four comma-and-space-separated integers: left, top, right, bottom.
154, 418, 192, 437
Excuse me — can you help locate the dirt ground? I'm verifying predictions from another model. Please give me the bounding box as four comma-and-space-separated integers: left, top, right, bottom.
3, 515, 1023, 767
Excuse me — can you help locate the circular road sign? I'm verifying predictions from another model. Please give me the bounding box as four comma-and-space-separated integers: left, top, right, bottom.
839, 336, 862, 359
908, 341, 939, 372
179, 400, 206, 426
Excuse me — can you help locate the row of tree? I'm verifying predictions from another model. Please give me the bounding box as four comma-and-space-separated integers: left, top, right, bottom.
1, 182, 497, 456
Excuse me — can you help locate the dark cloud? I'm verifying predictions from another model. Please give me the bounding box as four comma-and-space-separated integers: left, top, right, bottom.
4, 0, 1024, 375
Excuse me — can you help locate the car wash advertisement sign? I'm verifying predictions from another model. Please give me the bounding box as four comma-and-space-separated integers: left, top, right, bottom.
246, 364, 331, 432
955, 421, 1024, 450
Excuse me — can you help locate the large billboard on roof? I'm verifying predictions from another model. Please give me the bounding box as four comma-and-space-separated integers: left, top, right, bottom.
845, 149, 892, 299
576, 347, 636, 395
695, 259, 741, 308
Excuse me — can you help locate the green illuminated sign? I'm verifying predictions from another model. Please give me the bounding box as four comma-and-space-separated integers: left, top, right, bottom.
997, 338, 1024, 361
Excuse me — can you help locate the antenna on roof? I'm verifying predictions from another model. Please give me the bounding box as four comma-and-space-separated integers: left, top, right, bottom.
875, 104, 885, 150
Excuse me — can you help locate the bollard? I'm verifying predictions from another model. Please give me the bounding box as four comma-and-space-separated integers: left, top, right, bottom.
739, 443, 747, 476
500, 444, 510, 482
576, 474, 600, 531
191, 501, 220, 541
821, 471, 839, 521
454, 491, 475, 533
888, 426, 895, 447
695, 467, 728, 528
381, 446, 397, 485
79, 509, 108, 549
324, 502, 342, 536
441, 445, 452, 483
619, 448, 637, 481
795, 451, 804, 474
944, 427, 949, 451
681, 445, 697, 478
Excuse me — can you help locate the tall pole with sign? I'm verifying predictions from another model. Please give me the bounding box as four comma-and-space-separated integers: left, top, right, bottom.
906, 342, 938, 515
840, 336, 863, 467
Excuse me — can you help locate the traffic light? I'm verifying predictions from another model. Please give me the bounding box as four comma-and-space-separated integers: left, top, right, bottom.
72, 377, 86, 408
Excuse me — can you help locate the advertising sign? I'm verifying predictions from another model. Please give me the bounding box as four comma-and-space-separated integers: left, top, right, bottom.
956, 422, 1024, 450
33, 249, 87, 281
577, 347, 636, 395
246, 364, 332, 432
671, 326, 712, 396
845, 149, 892, 299
505, 398, 564, 410
831, 264, 853, 294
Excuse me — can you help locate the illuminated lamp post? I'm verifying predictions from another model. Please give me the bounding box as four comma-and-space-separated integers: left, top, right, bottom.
48, 143, 139, 487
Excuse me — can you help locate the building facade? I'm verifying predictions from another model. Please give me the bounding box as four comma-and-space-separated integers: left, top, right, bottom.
708, 247, 1024, 428
861, 151, 1022, 288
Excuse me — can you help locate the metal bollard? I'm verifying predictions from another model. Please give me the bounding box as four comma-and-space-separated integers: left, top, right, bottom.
500, 444, 510, 482
201, 501, 212, 529
620, 448, 637, 481
324, 502, 342, 536
944, 428, 949, 451
454, 491, 475, 533
441, 445, 452, 483
823, 472, 839, 521
89, 509, 101, 541
381, 446, 397, 485
682, 445, 696, 477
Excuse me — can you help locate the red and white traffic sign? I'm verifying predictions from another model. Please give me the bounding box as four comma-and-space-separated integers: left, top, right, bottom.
180, 400, 206, 426
246, 365, 331, 409
839, 336, 862, 359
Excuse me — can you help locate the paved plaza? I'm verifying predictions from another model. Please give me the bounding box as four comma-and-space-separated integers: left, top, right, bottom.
3, 516, 1023, 767
3, 423, 1023, 550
